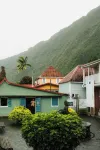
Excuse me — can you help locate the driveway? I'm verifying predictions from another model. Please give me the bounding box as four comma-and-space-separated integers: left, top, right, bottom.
0, 116, 100, 150
76, 116, 100, 150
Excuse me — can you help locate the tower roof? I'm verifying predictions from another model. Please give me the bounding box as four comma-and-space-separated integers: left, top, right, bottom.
39, 66, 63, 77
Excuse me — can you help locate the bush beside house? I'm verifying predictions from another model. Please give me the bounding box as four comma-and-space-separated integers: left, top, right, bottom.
8, 106, 32, 124
21, 111, 83, 150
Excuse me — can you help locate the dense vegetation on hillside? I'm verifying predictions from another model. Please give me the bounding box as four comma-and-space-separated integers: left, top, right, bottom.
0, 6, 100, 82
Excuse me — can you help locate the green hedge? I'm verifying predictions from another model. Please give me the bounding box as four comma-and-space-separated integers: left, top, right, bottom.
8, 106, 32, 124
22, 111, 83, 150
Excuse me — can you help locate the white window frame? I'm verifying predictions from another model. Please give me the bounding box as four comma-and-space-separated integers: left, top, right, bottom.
51, 97, 59, 107
42, 78, 46, 84
0, 98, 8, 107
56, 78, 59, 84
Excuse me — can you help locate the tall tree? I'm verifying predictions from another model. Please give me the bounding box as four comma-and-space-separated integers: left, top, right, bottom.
17, 56, 31, 71
19, 76, 32, 84
0, 66, 6, 81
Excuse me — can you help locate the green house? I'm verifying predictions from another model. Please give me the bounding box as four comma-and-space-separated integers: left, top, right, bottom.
0, 78, 68, 116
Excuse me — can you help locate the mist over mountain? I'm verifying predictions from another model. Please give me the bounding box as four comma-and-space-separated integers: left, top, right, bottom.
0, 6, 100, 82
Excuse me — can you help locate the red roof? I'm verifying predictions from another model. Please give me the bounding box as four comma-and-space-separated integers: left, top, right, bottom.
20, 84, 35, 88
59, 65, 93, 84
39, 66, 63, 77
0, 78, 67, 96
34, 83, 59, 88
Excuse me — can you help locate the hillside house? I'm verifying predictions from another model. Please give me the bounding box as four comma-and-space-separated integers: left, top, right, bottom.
34, 83, 59, 92
35, 66, 63, 92
59, 66, 87, 109
81, 59, 100, 115
0, 78, 68, 116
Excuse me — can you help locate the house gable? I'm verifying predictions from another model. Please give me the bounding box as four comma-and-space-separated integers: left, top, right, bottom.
0, 80, 63, 97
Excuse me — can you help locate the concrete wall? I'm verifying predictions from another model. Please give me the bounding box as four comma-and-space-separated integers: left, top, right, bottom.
59, 82, 86, 109
71, 82, 86, 99
86, 80, 94, 107
59, 82, 86, 99
59, 82, 70, 93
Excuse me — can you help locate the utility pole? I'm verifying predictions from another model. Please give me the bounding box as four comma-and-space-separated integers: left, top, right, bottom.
32, 70, 33, 87
50, 78, 51, 91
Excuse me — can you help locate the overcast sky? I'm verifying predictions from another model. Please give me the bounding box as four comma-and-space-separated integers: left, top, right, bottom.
0, 0, 100, 60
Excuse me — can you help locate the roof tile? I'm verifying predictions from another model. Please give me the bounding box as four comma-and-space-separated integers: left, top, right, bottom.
59, 65, 93, 83
40, 66, 63, 77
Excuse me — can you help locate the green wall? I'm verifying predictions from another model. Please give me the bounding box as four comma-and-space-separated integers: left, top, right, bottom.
0, 95, 68, 116
41, 95, 67, 112
0, 81, 68, 116
0, 82, 61, 96
0, 98, 20, 116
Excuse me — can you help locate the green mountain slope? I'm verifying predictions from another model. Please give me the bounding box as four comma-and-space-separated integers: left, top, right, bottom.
0, 6, 100, 82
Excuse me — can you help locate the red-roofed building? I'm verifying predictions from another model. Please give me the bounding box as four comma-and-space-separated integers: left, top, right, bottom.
34, 83, 59, 92
59, 65, 93, 84
35, 66, 64, 86
0, 78, 68, 116
59, 65, 87, 109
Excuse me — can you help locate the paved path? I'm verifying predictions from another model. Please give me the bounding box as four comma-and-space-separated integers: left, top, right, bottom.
0, 116, 100, 150
0, 117, 32, 150
76, 116, 100, 150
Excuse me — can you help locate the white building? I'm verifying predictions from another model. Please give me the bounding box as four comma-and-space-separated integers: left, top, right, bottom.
81, 59, 100, 115
59, 65, 87, 110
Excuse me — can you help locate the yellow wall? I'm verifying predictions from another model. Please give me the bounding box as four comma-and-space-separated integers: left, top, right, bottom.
36, 84, 59, 91
36, 77, 63, 85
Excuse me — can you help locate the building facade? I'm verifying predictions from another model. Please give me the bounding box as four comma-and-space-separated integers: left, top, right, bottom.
0, 78, 68, 116
59, 66, 87, 109
82, 59, 100, 115
35, 66, 63, 85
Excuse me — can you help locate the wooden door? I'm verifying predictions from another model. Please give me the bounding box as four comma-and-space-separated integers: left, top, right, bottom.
35, 97, 41, 113
95, 88, 100, 115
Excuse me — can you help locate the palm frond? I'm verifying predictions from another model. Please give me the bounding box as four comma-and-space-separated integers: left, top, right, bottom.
25, 56, 28, 62
26, 64, 31, 67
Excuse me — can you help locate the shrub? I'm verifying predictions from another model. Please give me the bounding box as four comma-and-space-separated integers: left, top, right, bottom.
8, 106, 32, 124
68, 107, 76, 113
22, 111, 83, 150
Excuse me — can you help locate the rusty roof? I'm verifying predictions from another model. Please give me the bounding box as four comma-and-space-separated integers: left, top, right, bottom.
59, 65, 93, 84
39, 66, 63, 77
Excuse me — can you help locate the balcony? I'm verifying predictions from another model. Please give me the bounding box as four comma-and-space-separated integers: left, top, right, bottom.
84, 73, 100, 84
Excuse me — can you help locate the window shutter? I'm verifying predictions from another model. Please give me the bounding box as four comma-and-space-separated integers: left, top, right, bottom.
7, 98, 12, 107
52, 97, 58, 106
20, 98, 26, 107
36, 97, 41, 112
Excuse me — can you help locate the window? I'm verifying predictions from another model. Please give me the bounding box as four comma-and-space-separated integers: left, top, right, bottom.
51, 97, 58, 107
42, 78, 46, 84
0, 98, 7, 106
56, 78, 59, 84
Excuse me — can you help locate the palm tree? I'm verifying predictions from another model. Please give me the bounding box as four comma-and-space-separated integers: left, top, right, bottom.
17, 56, 31, 72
